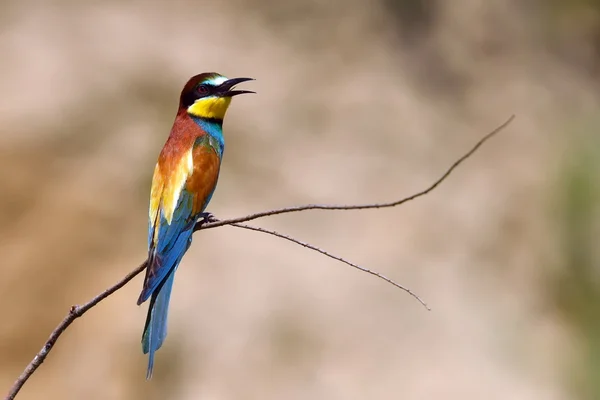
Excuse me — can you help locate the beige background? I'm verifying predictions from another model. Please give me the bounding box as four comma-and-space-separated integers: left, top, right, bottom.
1, 1, 600, 399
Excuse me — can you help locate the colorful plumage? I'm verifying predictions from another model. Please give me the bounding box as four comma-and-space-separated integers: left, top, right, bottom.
137, 72, 254, 379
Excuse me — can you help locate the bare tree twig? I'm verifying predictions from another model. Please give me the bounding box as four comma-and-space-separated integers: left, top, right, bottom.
5, 261, 148, 400
229, 222, 431, 310
4, 115, 514, 400
196, 115, 515, 231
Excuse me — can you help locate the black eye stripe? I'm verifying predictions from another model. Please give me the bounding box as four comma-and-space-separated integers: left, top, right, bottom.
181, 83, 215, 107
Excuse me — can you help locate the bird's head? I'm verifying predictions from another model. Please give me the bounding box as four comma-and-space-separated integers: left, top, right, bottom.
180, 72, 254, 121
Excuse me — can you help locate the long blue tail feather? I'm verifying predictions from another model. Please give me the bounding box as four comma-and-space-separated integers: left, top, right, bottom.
140, 228, 194, 379
142, 267, 177, 379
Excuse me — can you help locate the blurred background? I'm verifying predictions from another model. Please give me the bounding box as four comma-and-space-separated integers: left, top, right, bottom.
1, 0, 600, 399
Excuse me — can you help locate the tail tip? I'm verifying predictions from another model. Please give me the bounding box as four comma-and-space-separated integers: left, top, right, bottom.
137, 290, 149, 306
145, 351, 155, 380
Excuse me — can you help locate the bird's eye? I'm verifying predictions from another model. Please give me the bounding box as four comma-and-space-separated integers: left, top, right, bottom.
197, 84, 210, 96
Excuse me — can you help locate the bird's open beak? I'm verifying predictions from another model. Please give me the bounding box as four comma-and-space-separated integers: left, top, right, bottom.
217, 77, 255, 97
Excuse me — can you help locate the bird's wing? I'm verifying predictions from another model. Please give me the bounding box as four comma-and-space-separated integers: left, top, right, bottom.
138, 136, 221, 304
185, 134, 222, 215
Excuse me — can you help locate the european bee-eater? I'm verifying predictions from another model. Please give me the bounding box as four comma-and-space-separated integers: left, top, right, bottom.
137, 72, 254, 379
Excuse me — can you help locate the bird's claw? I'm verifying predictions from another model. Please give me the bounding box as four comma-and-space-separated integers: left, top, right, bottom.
198, 212, 218, 226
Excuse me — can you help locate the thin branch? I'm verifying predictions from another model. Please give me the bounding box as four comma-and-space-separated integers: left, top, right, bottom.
4, 261, 147, 400
230, 222, 430, 310
4, 115, 514, 400
196, 115, 515, 231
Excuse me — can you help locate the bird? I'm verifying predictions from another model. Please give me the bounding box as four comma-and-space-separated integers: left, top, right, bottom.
137, 72, 254, 379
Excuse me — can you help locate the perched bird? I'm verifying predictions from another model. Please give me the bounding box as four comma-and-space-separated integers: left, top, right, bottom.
137, 72, 254, 379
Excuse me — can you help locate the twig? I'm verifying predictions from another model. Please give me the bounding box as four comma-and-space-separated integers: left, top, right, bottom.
5, 261, 148, 400
230, 222, 430, 310
4, 115, 514, 400
196, 115, 515, 231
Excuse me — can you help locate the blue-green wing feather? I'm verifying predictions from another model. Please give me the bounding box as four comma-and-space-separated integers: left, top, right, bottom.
139, 188, 197, 379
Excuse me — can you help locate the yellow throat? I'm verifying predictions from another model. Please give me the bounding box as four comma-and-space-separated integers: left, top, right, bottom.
187, 96, 232, 120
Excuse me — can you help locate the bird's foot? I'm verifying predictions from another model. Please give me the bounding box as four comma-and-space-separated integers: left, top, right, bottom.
192, 212, 219, 231
197, 212, 219, 227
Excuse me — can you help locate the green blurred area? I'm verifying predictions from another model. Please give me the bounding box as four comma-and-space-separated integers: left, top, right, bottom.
554, 118, 600, 400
